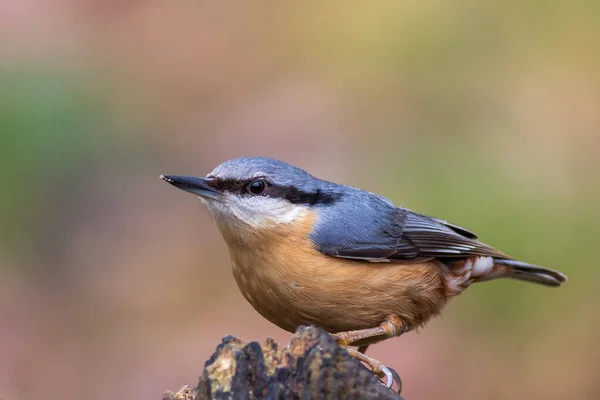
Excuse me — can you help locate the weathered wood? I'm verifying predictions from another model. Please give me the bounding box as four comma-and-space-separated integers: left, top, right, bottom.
164, 326, 404, 400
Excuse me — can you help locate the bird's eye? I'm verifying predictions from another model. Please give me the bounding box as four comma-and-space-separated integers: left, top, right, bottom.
247, 179, 266, 195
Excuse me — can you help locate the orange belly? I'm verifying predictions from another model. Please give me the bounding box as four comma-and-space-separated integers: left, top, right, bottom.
219, 212, 449, 335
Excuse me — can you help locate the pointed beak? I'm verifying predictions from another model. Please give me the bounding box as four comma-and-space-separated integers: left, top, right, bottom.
160, 175, 222, 201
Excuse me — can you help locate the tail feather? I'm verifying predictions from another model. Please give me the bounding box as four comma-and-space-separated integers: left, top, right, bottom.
494, 259, 567, 287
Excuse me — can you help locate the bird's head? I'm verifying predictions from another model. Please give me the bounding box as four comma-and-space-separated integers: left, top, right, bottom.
161, 157, 342, 240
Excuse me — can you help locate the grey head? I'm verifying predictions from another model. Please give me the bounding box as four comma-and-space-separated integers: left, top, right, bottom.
160, 157, 356, 230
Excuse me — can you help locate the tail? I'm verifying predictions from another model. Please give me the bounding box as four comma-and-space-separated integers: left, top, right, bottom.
493, 259, 567, 287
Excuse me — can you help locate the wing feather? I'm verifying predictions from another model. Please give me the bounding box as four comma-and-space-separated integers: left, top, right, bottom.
316, 208, 510, 261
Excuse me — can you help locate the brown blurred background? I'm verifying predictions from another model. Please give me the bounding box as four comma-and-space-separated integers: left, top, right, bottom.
0, 1, 598, 399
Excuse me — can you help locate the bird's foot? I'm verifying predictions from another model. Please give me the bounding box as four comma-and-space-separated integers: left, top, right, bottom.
345, 347, 402, 393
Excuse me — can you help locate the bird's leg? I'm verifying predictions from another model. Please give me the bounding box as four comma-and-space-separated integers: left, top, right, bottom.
331, 317, 405, 391
332, 326, 386, 347
331, 316, 406, 347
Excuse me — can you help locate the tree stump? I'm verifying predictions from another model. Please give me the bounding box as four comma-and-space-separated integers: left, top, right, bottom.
163, 326, 404, 400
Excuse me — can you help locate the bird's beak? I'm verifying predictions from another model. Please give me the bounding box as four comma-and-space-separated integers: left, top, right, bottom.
160, 175, 222, 201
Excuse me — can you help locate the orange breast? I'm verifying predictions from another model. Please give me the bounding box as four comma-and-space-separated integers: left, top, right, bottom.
221, 211, 448, 334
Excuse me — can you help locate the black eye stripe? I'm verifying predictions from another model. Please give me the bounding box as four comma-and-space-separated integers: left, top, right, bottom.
207, 178, 342, 205
267, 185, 342, 205
294, 188, 341, 205
206, 178, 244, 192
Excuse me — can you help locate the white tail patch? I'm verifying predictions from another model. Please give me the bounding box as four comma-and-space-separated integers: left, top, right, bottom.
470, 256, 494, 277
445, 256, 495, 296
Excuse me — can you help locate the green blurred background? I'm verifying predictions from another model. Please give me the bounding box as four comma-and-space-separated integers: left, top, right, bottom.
0, 1, 598, 399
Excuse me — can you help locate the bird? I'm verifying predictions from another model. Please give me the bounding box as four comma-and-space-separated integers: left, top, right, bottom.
160, 157, 567, 390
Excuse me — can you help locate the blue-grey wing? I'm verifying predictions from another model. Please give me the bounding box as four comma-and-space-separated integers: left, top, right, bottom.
399, 211, 509, 259
311, 196, 509, 261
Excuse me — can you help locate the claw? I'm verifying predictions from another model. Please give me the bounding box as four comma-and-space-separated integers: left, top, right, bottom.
344, 347, 402, 393
380, 365, 394, 389
389, 366, 403, 393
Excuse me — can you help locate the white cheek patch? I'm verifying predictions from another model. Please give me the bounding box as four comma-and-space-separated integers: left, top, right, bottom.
204, 195, 308, 229
270, 203, 306, 224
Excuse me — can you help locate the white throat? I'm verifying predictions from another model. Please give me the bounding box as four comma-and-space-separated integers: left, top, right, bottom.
202, 195, 309, 230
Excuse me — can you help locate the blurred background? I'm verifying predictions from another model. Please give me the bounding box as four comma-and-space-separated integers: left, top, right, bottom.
0, 1, 598, 399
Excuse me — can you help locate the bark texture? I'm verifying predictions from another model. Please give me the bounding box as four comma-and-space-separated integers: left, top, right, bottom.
163, 326, 404, 400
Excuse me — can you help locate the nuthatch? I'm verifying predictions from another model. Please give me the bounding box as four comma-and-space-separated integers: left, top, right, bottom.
161, 157, 567, 389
